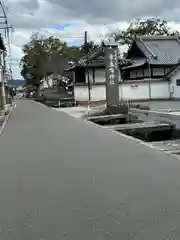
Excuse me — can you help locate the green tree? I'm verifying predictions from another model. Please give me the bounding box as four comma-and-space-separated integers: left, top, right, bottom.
66, 45, 85, 62
20, 33, 85, 95
107, 17, 180, 45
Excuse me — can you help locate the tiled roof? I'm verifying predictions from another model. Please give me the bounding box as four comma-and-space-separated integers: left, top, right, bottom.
86, 57, 132, 67
122, 59, 146, 70
66, 56, 132, 71
135, 36, 180, 65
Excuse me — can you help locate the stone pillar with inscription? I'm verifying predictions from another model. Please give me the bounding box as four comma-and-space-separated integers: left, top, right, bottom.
105, 44, 119, 107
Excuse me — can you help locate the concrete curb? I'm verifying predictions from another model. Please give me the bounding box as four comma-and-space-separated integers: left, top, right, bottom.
53, 107, 180, 161
85, 116, 180, 161
0, 102, 16, 136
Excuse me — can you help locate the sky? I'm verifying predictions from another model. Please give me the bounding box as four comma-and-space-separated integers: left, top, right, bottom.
2, 0, 180, 79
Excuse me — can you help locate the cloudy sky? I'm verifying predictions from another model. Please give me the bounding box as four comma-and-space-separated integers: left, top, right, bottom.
2, 0, 180, 79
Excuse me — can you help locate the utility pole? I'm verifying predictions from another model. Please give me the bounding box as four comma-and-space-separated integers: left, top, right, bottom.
84, 31, 91, 101
0, 1, 12, 109
1, 49, 6, 108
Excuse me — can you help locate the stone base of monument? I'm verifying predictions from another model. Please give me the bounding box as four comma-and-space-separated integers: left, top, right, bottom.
85, 103, 129, 118
86, 103, 140, 125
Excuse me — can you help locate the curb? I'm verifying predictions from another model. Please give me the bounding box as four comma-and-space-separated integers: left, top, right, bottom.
0, 102, 16, 136
53, 107, 180, 161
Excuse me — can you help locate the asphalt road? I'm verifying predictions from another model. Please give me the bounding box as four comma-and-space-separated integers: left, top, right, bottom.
1, 100, 180, 239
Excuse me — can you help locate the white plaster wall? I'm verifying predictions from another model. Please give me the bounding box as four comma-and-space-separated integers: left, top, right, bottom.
91, 85, 106, 100
170, 69, 180, 99
120, 83, 149, 100
75, 81, 170, 101
74, 86, 89, 100
151, 82, 170, 99
120, 81, 169, 100
94, 69, 105, 82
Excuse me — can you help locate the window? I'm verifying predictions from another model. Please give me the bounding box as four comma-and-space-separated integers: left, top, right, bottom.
176, 79, 180, 86
152, 68, 164, 76
136, 69, 143, 77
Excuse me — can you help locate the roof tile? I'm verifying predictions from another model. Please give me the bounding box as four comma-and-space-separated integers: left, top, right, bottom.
136, 36, 180, 65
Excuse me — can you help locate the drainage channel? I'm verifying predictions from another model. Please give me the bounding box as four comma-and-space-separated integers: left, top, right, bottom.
87, 113, 180, 156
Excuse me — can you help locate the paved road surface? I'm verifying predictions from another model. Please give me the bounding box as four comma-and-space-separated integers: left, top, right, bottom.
1, 100, 180, 239
140, 100, 180, 111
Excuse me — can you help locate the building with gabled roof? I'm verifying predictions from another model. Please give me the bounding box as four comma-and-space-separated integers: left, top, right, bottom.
121, 35, 180, 100
122, 35, 180, 81
66, 55, 132, 85
66, 36, 180, 102
128, 36, 180, 64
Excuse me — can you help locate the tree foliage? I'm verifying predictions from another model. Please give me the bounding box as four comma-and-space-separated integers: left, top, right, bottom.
20, 33, 86, 87
107, 17, 180, 45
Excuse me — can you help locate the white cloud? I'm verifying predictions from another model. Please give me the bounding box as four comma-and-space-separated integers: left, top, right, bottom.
1, 0, 180, 79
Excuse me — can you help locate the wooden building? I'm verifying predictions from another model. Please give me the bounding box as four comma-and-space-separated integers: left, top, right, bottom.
122, 36, 180, 81
66, 56, 131, 85
66, 36, 180, 101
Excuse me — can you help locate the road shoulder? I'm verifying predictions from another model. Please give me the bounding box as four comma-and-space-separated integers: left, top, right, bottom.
0, 102, 16, 136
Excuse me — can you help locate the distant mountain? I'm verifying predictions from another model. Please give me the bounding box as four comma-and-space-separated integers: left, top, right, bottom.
8, 79, 25, 86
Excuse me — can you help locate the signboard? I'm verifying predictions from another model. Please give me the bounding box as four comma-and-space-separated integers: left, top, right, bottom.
105, 46, 119, 107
